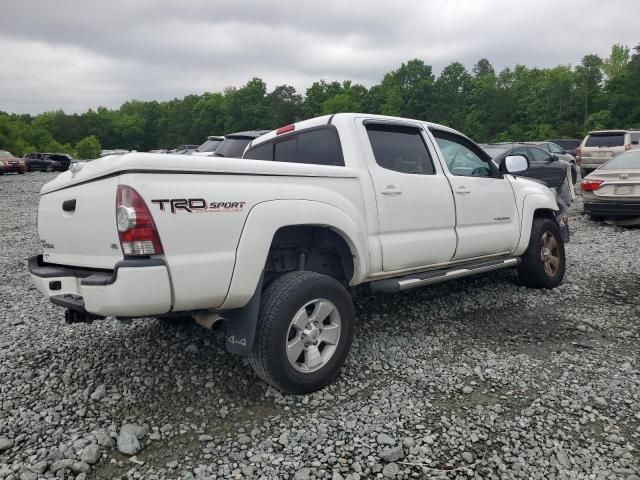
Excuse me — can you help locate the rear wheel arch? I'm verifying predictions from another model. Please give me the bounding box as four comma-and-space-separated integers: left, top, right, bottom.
265, 225, 355, 286
221, 200, 367, 310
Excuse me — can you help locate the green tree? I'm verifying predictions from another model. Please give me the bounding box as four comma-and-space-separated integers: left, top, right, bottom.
75, 135, 102, 159
602, 44, 630, 81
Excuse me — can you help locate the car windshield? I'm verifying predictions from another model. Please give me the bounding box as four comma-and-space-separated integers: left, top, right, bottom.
482, 146, 511, 158
585, 133, 625, 148
196, 139, 223, 152
600, 151, 640, 170
0, 150, 13, 157
214, 137, 253, 158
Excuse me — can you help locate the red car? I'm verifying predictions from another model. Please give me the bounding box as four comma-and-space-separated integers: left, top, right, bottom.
0, 150, 27, 174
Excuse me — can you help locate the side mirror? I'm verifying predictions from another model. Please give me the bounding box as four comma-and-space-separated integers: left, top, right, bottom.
504, 154, 529, 174
550, 154, 559, 161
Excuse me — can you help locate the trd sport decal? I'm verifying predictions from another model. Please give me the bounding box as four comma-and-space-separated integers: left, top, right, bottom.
151, 199, 246, 214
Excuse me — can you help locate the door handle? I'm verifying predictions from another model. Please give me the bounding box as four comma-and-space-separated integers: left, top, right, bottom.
381, 186, 402, 195
455, 186, 471, 195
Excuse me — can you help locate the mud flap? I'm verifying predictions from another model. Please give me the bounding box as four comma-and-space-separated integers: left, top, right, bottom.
224, 272, 263, 356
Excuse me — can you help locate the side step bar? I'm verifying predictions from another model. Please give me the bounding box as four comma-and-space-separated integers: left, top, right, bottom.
370, 257, 520, 293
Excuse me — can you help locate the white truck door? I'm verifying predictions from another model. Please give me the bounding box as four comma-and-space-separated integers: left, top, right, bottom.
358, 119, 457, 271
429, 128, 520, 260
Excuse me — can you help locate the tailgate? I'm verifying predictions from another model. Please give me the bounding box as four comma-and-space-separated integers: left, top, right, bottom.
38, 177, 123, 269
582, 147, 620, 164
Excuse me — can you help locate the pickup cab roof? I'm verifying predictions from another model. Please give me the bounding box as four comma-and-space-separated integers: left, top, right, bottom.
249, 113, 470, 150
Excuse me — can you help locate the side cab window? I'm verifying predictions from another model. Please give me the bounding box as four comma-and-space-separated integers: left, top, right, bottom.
431, 130, 494, 177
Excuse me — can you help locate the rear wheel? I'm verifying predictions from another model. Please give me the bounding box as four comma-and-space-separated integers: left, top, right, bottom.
45, 165, 53, 172
249, 271, 354, 394
518, 217, 565, 289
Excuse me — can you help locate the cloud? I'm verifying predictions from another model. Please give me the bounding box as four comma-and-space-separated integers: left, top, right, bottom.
0, 0, 637, 113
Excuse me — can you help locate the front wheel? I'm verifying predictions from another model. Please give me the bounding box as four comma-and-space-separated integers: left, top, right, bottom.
249, 271, 354, 394
517, 217, 565, 289
45, 165, 53, 172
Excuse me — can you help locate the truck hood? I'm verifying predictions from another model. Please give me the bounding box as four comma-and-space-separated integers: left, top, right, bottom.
41, 152, 357, 194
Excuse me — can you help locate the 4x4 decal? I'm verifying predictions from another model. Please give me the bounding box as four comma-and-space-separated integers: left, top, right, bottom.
151, 198, 246, 214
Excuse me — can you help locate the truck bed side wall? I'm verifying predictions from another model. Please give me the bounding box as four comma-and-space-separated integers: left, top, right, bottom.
124, 171, 368, 312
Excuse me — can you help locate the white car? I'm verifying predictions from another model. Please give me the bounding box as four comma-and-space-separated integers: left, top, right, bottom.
577, 129, 640, 176
29, 113, 567, 393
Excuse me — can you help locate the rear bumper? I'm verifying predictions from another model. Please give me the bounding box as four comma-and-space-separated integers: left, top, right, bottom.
584, 201, 640, 218
28, 255, 172, 317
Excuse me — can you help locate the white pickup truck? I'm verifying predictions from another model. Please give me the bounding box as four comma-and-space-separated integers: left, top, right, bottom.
29, 113, 568, 393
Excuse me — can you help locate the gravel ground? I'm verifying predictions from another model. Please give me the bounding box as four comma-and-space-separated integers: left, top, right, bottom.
1, 172, 640, 480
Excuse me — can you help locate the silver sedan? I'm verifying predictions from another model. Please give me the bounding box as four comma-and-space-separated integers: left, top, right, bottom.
581, 150, 640, 224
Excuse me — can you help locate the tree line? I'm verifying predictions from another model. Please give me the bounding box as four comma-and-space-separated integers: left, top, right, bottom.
0, 43, 638, 158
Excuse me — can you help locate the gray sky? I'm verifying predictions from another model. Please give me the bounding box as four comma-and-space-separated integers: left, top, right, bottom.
0, 0, 637, 114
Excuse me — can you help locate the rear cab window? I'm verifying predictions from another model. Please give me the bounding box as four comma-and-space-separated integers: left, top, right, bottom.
585, 133, 625, 148
244, 127, 344, 166
630, 132, 640, 145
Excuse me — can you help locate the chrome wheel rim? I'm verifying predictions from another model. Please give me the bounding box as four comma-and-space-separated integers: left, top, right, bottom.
285, 298, 342, 373
541, 231, 560, 276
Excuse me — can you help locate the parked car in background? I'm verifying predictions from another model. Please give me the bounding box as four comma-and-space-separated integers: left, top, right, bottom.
525, 141, 577, 182
577, 130, 640, 177
482, 143, 576, 187
482, 143, 575, 221
46, 153, 73, 171
548, 139, 581, 157
193, 131, 270, 158
23, 153, 73, 172
192, 136, 224, 156
214, 130, 270, 157
23, 153, 61, 172
581, 150, 640, 224
0, 150, 27, 174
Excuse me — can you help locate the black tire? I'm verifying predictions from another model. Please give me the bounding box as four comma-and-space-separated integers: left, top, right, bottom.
517, 217, 565, 289
46, 165, 53, 172
249, 271, 354, 394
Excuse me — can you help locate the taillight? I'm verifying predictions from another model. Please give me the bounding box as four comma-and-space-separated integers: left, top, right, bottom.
625, 144, 631, 151
116, 185, 163, 256
580, 179, 604, 192
575, 147, 582, 164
